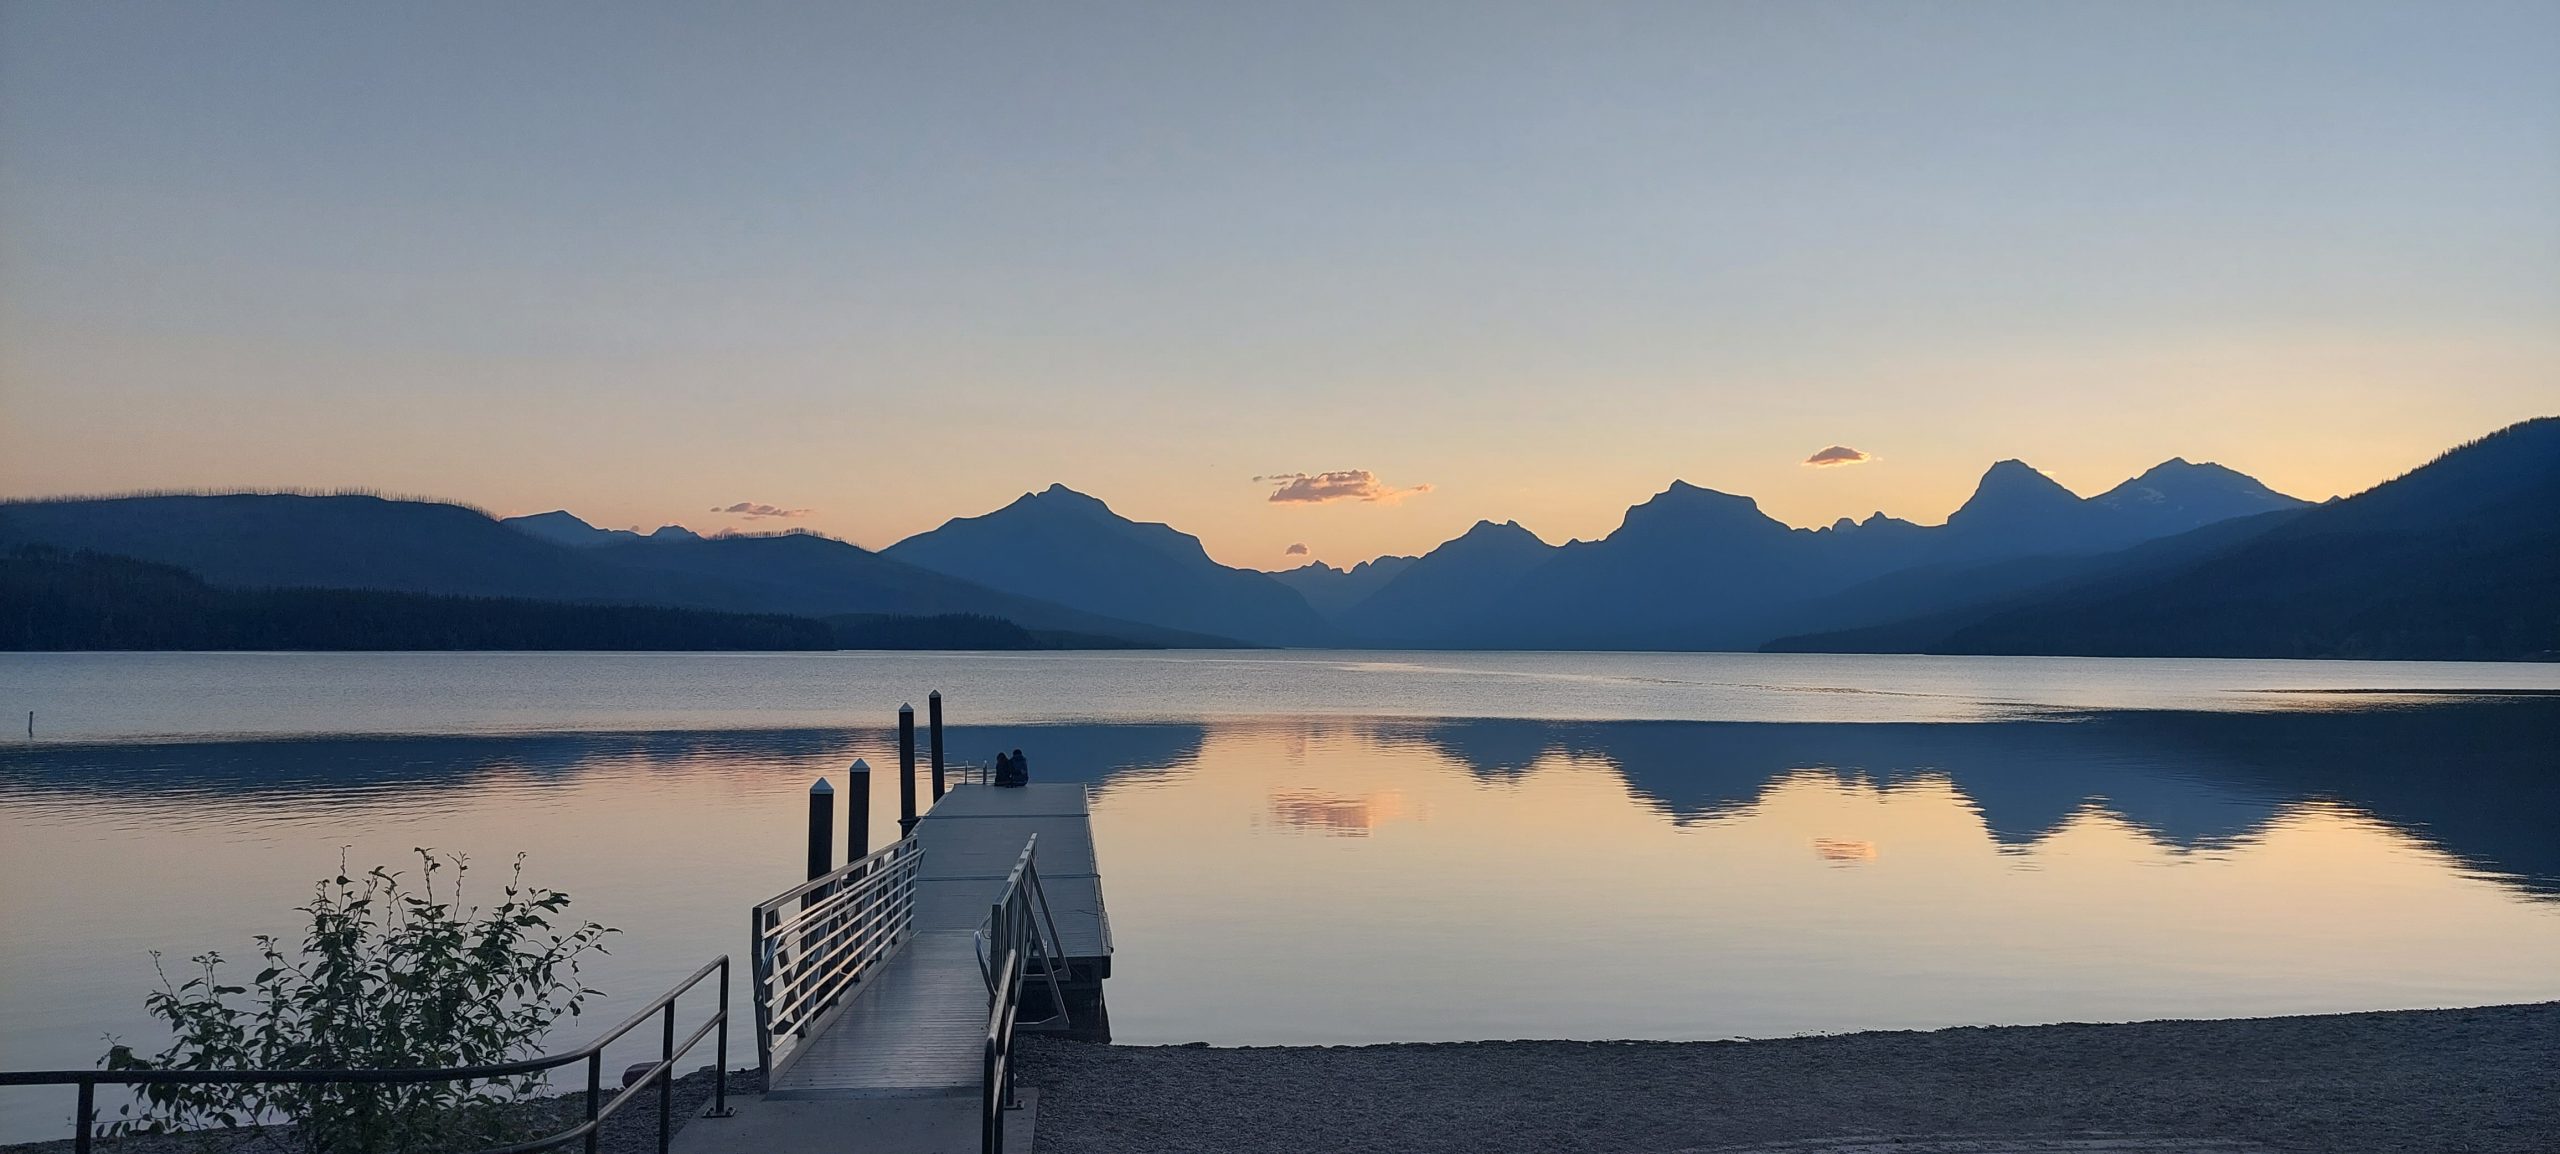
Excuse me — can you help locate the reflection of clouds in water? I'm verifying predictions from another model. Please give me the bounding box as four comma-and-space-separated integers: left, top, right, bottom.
1262, 789, 1415, 837
1813, 837, 1878, 863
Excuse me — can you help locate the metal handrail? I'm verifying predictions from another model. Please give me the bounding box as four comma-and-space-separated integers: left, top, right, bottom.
980, 938, 1024, 1154
974, 837, 1070, 1020
749, 835, 922, 1081
0, 956, 732, 1154
978, 835, 1068, 1154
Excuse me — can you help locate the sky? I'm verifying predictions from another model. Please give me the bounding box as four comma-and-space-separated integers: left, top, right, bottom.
3, 1, 2555, 569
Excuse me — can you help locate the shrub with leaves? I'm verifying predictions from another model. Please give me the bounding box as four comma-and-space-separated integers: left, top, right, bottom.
100, 850, 616, 1153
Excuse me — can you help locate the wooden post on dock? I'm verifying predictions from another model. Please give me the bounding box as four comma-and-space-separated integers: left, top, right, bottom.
929, 690, 946, 800
898, 704, 919, 836
806, 778, 834, 885
847, 759, 872, 861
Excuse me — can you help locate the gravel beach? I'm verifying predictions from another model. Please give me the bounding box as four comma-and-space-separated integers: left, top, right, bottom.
1020, 1002, 2560, 1154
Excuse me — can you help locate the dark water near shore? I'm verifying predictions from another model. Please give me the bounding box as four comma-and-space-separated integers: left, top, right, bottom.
4, 652, 2559, 1141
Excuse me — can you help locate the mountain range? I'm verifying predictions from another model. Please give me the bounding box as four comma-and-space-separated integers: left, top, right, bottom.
1778, 418, 2560, 659
0, 493, 1236, 648
2, 417, 2551, 658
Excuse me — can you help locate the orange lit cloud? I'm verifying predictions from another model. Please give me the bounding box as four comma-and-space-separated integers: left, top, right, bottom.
1257, 470, 1434, 505
1803, 446, 1872, 467
711, 501, 812, 520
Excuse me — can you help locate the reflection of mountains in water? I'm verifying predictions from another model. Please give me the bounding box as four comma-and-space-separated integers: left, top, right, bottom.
0, 723, 1211, 803
1385, 702, 2560, 896
7, 704, 2552, 897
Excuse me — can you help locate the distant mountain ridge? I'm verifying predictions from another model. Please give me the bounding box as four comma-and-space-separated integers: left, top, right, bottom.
1336, 520, 1557, 645
1269, 555, 1418, 618
882, 484, 1327, 646
0, 545, 1162, 652
0, 492, 1240, 648
1302, 456, 2312, 650
10, 422, 2545, 659
503, 510, 701, 548
1807, 418, 2560, 660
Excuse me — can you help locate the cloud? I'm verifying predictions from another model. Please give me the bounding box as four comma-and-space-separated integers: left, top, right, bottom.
1255, 469, 1434, 505
1802, 445, 1872, 467
1284, 542, 1310, 555
710, 501, 812, 519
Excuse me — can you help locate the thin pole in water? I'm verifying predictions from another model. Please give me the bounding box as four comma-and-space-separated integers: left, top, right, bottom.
848, 759, 872, 861
897, 704, 918, 836
929, 690, 946, 800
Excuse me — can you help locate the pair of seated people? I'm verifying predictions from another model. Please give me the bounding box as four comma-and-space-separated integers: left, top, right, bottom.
992, 748, 1030, 787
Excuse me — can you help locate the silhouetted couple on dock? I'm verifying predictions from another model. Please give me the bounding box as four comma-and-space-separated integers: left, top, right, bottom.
994, 748, 1030, 788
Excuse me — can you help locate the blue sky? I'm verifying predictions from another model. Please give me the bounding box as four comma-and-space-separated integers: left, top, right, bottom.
4, 1, 2554, 565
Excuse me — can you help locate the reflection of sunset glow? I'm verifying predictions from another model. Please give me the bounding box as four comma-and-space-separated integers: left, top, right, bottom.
1264, 788, 1414, 836
8, 708, 2560, 1090
1813, 837, 1878, 862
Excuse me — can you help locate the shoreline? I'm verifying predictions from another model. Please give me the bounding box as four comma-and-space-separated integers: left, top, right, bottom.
1022, 1001, 2560, 1153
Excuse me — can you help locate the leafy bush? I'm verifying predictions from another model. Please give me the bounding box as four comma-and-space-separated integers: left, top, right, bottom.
101, 850, 616, 1153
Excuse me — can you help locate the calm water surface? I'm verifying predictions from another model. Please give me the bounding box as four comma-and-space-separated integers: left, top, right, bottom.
4, 652, 2559, 1141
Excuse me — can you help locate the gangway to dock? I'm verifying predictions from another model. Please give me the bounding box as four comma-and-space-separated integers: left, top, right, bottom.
715, 776, 1110, 1153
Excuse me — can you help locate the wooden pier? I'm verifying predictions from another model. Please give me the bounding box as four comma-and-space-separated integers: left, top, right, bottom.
679, 698, 1112, 1154
768, 782, 1109, 1100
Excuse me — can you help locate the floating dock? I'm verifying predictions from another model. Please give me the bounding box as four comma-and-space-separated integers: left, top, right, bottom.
768, 782, 1110, 1100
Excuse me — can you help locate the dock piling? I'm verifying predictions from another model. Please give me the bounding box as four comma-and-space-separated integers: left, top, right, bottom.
898, 704, 919, 836
848, 759, 873, 860
929, 690, 946, 801
806, 778, 834, 885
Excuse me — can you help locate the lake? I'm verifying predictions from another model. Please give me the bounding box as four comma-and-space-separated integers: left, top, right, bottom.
4, 651, 2559, 1142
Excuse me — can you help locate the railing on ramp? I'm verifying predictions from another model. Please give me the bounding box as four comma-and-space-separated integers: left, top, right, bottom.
749, 836, 922, 1083
979, 834, 1069, 1154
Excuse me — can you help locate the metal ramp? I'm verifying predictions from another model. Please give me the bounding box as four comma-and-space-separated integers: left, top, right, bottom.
766, 931, 984, 1098
752, 782, 1111, 1104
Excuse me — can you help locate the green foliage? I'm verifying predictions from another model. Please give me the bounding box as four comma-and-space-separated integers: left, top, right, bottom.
100, 851, 616, 1153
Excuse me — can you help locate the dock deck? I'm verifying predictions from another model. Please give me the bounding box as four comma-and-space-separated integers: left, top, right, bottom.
766, 782, 1108, 1100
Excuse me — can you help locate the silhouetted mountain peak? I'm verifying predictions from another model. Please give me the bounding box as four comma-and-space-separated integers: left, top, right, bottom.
504, 511, 702, 548
504, 510, 636, 548
969, 484, 1212, 560
1947, 460, 2080, 527
2127, 457, 2246, 486
1005, 483, 1117, 519
1615, 481, 1787, 539
885, 484, 1326, 644
1978, 458, 2073, 494
1458, 518, 1544, 544
1825, 511, 1923, 535
1347, 554, 1419, 575
2092, 459, 2304, 522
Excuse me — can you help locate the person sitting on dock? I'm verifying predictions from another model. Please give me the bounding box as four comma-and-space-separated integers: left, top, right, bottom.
996, 747, 1029, 787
